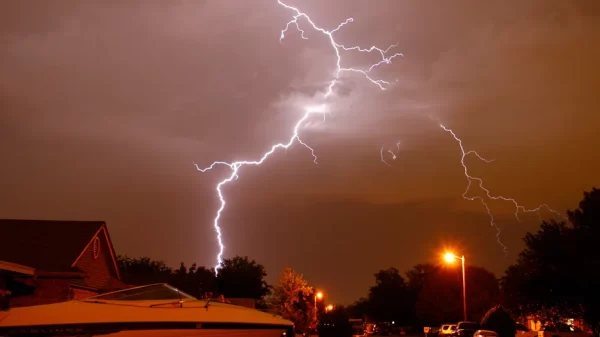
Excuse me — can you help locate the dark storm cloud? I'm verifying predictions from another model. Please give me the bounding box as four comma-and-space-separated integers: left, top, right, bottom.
1, 0, 599, 304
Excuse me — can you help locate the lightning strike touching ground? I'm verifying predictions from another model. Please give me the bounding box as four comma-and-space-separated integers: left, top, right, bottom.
440, 124, 566, 252
196, 0, 403, 273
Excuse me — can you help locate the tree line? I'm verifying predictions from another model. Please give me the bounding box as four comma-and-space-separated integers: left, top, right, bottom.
117, 187, 600, 337
117, 255, 271, 306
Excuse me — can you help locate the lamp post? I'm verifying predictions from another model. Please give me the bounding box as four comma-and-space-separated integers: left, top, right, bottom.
314, 291, 323, 324
444, 252, 467, 321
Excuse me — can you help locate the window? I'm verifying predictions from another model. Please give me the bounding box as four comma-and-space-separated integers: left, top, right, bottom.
92, 237, 100, 259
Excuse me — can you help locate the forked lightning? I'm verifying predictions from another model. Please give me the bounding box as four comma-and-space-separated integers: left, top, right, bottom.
439, 124, 565, 251
198, 1, 564, 272
197, 0, 403, 272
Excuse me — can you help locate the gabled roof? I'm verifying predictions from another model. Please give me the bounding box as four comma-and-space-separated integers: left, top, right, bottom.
0, 219, 106, 273
72, 224, 121, 280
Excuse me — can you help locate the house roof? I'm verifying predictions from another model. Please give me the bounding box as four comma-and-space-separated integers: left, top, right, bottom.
0, 219, 106, 272
0, 260, 36, 276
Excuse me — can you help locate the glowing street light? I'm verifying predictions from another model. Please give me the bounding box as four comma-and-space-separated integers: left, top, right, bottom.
444, 252, 456, 263
314, 291, 323, 323
443, 251, 467, 321
326, 304, 334, 312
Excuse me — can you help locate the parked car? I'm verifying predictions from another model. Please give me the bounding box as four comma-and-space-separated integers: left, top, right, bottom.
441, 324, 458, 336
474, 330, 498, 337
429, 327, 441, 337
453, 321, 481, 337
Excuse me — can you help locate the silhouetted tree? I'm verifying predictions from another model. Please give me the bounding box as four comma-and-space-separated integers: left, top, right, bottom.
319, 305, 353, 337
185, 265, 216, 298
116, 256, 216, 298
501, 220, 578, 325
480, 305, 516, 337
117, 255, 173, 285
216, 256, 270, 300
368, 267, 410, 324
116, 255, 270, 301
416, 265, 500, 325
502, 188, 600, 337
170, 262, 189, 292
346, 297, 370, 320
406, 264, 439, 326
568, 188, 600, 336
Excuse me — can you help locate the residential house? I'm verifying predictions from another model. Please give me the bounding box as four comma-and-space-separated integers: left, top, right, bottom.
0, 219, 127, 307
526, 316, 589, 333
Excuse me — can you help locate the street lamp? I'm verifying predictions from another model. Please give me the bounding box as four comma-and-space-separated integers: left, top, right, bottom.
314, 291, 323, 323
444, 252, 467, 321
326, 304, 334, 312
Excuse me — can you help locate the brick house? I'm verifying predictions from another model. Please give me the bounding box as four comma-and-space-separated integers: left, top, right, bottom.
0, 219, 127, 307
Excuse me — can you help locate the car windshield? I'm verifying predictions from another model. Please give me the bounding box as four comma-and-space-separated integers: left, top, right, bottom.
84, 283, 196, 301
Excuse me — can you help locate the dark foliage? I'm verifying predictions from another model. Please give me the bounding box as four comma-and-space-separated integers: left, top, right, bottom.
417, 265, 500, 325
502, 187, 600, 337
215, 256, 270, 299
367, 267, 411, 324
319, 306, 353, 337
116, 255, 270, 300
405, 264, 439, 327
346, 297, 369, 320
347, 263, 498, 328
480, 305, 516, 337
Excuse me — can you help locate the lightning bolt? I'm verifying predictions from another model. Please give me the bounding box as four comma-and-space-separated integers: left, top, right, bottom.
196, 0, 403, 272
380, 141, 401, 165
380, 148, 392, 167
440, 124, 566, 252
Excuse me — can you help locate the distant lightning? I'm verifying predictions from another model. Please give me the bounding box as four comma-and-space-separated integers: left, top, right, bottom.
197, 0, 403, 272
380, 141, 401, 165
439, 124, 566, 252
380, 148, 391, 167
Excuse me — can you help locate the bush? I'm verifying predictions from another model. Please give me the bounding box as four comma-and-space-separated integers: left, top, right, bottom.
480, 305, 516, 337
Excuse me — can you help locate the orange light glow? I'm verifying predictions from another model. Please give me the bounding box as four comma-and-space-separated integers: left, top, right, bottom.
444, 252, 456, 263
316, 292, 323, 299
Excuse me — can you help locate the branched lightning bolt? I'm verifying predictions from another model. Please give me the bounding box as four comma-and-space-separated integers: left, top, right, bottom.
196, 0, 403, 273
380, 141, 401, 165
440, 124, 566, 253
278, 1, 403, 95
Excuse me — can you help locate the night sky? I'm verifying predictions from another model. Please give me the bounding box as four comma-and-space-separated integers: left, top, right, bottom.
1, 0, 599, 304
